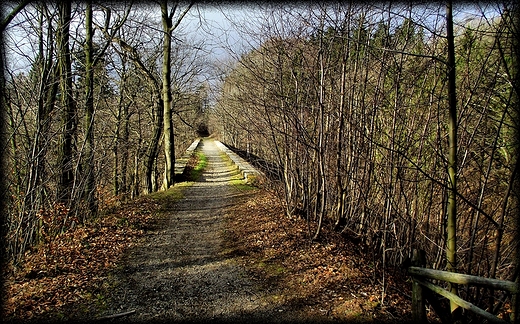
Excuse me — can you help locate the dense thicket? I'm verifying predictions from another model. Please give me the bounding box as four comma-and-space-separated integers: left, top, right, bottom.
213, 2, 518, 312
2, 2, 208, 262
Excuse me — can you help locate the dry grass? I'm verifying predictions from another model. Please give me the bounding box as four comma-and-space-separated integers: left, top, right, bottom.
223, 186, 416, 323
2, 176, 421, 323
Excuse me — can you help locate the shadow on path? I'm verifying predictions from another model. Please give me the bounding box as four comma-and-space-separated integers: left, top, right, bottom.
101, 139, 323, 323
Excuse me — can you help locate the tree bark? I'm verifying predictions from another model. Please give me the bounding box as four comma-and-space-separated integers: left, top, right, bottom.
144, 95, 163, 194
313, 14, 327, 241
57, 0, 75, 204
84, 0, 97, 215
160, 0, 175, 190
446, 0, 459, 314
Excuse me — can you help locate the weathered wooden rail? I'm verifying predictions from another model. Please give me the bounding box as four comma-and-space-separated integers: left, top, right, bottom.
408, 249, 519, 324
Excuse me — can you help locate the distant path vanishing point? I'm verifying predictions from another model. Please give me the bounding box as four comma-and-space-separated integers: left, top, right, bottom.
102, 138, 300, 323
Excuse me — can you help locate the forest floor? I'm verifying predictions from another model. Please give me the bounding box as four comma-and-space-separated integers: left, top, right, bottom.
2, 138, 419, 323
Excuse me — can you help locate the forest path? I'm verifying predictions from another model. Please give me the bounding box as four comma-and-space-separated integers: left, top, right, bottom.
103, 138, 302, 323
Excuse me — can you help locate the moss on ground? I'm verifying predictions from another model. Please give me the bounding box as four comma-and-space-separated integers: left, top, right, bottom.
229, 179, 256, 190
189, 151, 208, 181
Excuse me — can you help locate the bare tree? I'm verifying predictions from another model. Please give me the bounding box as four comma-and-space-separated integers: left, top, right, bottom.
159, 0, 193, 190
445, 0, 459, 314
56, 0, 75, 204
213, 3, 517, 315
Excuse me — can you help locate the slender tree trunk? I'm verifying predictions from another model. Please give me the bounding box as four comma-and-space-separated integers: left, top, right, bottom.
334, 40, 348, 230
113, 96, 122, 196
120, 77, 131, 194
84, 0, 97, 215
121, 101, 130, 194
313, 18, 326, 241
144, 94, 163, 194
160, 0, 175, 190
57, 0, 75, 204
446, 0, 459, 314
491, 159, 519, 278
1, 48, 8, 259
132, 153, 139, 199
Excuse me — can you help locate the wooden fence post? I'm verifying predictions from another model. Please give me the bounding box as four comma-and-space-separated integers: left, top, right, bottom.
411, 249, 427, 323
512, 275, 520, 324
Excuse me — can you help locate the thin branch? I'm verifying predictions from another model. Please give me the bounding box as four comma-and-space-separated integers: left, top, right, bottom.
97, 310, 136, 321
1, 0, 32, 32
92, 4, 132, 67
171, 2, 193, 32
369, 138, 499, 228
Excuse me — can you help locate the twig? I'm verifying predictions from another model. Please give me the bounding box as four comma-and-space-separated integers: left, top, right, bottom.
97, 309, 136, 321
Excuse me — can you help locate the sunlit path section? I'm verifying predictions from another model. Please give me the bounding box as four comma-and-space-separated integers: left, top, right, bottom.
103, 138, 294, 323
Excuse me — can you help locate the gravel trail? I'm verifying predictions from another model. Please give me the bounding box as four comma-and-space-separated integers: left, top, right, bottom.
103, 138, 290, 323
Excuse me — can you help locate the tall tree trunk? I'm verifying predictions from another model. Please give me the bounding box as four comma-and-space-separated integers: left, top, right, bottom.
158, 1, 192, 190
121, 100, 130, 194
57, 0, 75, 204
446, 0, 459, 314
334, 43, 347, 230
144, 94, 163, 194
113, 93, 122, 196
1, 41, 8, 259
84, 0, 97, 215
313, 16, 326, 241
160, 0, 175, 190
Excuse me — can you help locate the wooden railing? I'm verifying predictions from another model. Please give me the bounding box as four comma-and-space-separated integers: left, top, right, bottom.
408, 249, 519, 324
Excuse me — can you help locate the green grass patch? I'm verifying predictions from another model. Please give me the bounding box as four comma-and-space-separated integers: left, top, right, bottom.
229, 179, 256, 191
219, 151, 261, 186
148, 185, 186, 201
180, 151, 208, 182
219, 152, 238, 169
147, 183, 190, 211
244, 174, 261, 187
148, 152, 208, 209
190, 151, 207, 180
256, 260, 287, 277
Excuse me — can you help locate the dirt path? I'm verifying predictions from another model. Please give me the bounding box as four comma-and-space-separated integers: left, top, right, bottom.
103, 139, 298, 323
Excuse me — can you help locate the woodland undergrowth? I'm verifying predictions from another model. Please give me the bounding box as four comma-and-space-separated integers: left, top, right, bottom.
223, 185, 433, 323
1, 195, 161, 322
2, 153, 430, 323
0, 154, 204, 322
